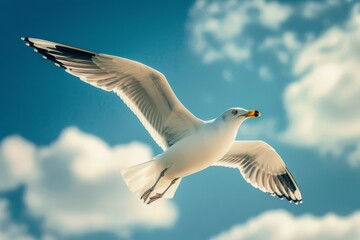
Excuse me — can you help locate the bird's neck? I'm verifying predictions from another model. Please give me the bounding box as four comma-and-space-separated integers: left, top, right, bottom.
213, 117, 244, 130
207, 120, 241, 142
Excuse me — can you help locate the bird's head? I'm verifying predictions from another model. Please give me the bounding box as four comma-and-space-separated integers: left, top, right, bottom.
218, 107, 261, 126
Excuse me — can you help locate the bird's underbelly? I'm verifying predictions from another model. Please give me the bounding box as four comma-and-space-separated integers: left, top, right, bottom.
159, 129, 234, 178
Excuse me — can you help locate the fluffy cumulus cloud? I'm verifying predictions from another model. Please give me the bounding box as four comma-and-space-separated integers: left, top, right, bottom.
282, 4, 360, 165
0, 127, 177, 237
0, 136, 37, 190
188, 0, 292, 63
0, 199, 34, 240
211, 210, 360, 240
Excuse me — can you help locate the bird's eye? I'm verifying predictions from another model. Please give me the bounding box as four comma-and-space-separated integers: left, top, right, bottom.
231, 110, 238, 115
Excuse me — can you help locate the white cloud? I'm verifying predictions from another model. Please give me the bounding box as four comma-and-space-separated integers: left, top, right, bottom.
222, 69, 233, 82
276, 50, 289, 64
0, 136, 37, 190
302, 2, 324, 19
302, 0, 340, 19
282, 4, 360, 165
282, 31, 302, 50
0, 127, 177, 237
188, 0, 292, 63
0, 199, 35, 240
211, 210, 360, 240
259, 31, 301, 64
237, 118, 278, 140
258, 65, 272, 81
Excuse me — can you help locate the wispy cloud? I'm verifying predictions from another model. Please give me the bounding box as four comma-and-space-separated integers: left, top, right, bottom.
301, 0, 340, 19
258, 65, 273, 81
188, 0, 292, 63
237, 118, 278, 140
222, 69, 233, 82
0, 127, 178, 237
259, 31, 302, 64
211, 210, 360, 240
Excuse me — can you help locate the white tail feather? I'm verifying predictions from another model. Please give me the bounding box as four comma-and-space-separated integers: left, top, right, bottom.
121, 160, 182, 200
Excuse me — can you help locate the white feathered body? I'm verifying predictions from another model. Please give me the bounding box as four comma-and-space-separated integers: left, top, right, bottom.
159, 120, 238, 178
121, 120, 239, 199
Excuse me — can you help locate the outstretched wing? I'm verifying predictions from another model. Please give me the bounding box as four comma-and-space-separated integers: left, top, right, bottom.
23, 37, 203, 150
213, 141, 302, 203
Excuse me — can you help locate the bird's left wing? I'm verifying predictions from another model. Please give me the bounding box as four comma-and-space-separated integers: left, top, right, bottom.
213, 141, 302, 203
22, 37, 203, 150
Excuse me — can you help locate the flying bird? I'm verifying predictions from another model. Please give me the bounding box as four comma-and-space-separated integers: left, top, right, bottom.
22, 37, 302, 205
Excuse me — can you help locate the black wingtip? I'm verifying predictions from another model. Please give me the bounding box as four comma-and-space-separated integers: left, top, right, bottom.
22, 37, 66, 69
270, 192, 302, 205
22, 37, 34, 47
21, 37, 30, 42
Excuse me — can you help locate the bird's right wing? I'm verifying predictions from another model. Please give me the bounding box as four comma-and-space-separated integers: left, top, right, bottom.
213, 141, 302, 203
23, 37, 203, 150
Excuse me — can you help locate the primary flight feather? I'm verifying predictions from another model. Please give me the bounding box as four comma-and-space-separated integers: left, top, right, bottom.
22, 37, 302, 204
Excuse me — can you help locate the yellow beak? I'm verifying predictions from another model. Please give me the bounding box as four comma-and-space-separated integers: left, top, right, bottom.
246, 110, 261, 118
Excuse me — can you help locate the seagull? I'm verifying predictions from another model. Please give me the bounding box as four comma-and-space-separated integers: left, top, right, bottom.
22, 37, 302, 205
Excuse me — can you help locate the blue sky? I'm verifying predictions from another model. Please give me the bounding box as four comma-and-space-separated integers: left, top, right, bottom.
1, 0, 360, 239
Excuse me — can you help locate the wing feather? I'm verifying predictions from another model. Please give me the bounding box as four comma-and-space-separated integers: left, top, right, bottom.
23, 37, 203, 150
213, 141, 302, 203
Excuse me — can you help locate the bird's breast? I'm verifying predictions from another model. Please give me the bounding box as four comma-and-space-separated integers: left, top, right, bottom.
159, 126, 236, 178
